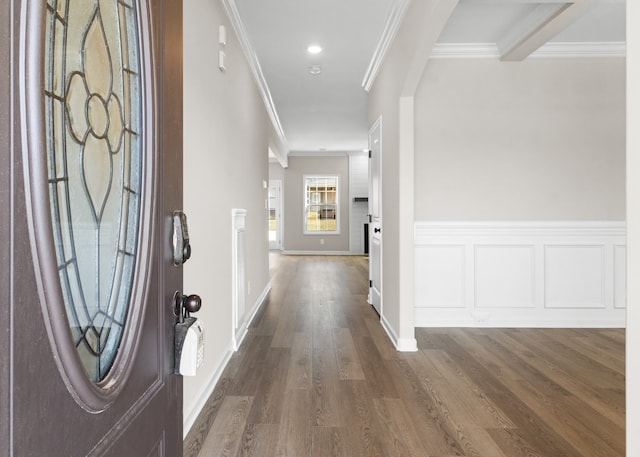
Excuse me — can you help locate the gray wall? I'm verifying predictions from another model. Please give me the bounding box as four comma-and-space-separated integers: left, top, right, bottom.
269, 161, 284, 181
415, 58, 626, 221
283, 155, 350, 253
183, 0, 270, 430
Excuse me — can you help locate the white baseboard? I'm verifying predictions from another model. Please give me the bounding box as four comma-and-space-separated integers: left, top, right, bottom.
234, 282, 271, 350
184, 282, 271, 438
380, 313, 418, 352
415, 221, 626, 328
281, 250, 356, 256
415, 308, 626, 328
396, 338, 418, 352
183, 344, 234, 438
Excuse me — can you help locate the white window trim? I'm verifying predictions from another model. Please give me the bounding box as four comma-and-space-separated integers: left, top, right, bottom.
303, 174, 340, 235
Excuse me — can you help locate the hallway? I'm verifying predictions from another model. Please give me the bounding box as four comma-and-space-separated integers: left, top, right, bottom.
186, 254, 624, 457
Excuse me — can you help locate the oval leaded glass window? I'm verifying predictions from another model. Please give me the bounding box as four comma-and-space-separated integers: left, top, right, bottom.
44, 0, 143, 384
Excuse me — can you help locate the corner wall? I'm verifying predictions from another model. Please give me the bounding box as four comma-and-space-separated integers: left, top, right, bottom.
367, 0, 436, 349
183, 0, 270, 436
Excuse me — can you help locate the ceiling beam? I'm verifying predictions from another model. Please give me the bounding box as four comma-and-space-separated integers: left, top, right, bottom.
401, 0, 459, 96
498, 1, 592, 61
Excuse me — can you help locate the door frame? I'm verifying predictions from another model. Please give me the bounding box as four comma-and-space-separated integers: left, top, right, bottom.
269, 179, 283, 250
0, 0, 11, 451
368, 116, 383, 316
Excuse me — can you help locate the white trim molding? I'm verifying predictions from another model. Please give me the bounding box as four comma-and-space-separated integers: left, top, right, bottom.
222, 0, 289, 153
380, 314, 418, 352
183, 344, 235, 438
414, 221, 626, 328
231, 208, 247, 350
532, 41, 626, 58
431, 43, 500, 59
362, 0, 412, 92
183, 282, 270, 438
431, 41, 626, 59
281, 250, 355, 256
233, 281, 271, 351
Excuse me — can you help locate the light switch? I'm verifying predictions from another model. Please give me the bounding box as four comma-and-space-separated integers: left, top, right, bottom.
219, 25, 227, 46
218, 51, 226, 72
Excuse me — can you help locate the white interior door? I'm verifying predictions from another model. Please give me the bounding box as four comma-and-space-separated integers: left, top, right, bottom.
369, 117, 382, 315
269, 180, 282, 250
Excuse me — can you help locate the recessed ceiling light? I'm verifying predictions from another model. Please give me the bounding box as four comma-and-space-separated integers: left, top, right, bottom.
307, 44, 322, 54
309, 65, 322, 75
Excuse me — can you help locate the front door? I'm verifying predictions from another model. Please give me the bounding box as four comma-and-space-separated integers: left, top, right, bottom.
1, 0, 184, 455
369, 117, 382, 315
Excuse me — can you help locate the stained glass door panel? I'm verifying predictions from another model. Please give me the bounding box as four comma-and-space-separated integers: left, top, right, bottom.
45, 0, 142, 383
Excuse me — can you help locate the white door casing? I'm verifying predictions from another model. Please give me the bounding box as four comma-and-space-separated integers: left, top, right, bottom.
369, 117, 382, 315
268, 180, 282, 250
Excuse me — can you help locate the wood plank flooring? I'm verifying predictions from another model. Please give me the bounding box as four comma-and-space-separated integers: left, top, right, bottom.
186, 254, 625, 457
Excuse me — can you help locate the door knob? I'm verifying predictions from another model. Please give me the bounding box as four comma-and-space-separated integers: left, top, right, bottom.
173, 291, 202, 322
374, 227, 381, 233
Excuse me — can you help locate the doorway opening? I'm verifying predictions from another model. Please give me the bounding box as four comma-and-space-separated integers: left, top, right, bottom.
268, 180, 282, 250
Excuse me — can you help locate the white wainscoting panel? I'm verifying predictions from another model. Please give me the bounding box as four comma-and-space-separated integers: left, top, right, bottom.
544, 245, 605, 309
475, 245, 536, 308
414, 222, 626, 328
415, 245, 465, 308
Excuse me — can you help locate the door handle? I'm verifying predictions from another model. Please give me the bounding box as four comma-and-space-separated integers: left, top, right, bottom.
173, 291, 202, 323
172, 211, 192, 266
374, 227, 381, 233
173, 291, 203, 376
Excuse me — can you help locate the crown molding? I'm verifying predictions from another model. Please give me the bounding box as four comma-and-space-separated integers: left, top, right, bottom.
498, 2, 577, 61
222, 0, 289, 153
532, 41, 626, 58
288, 150, 350, 158
361, 0, 412, 92
430, 43, 500, 59
430, 41, 626, 59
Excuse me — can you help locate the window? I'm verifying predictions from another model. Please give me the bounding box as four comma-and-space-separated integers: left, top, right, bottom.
304, 175, 339, 234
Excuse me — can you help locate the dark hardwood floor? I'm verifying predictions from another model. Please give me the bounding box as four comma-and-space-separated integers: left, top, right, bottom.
186, 254, 625, 457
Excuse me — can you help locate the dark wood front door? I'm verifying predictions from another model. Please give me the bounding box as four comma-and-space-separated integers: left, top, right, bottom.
1, 0, 183, 455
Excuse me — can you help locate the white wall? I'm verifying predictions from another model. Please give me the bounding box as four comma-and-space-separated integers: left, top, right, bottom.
414, 58, 626, 221
183, 0, 271, 436
627, 1, 640, 453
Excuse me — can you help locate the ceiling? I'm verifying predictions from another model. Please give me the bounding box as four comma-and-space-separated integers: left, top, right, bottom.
232, 0, 626, 158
